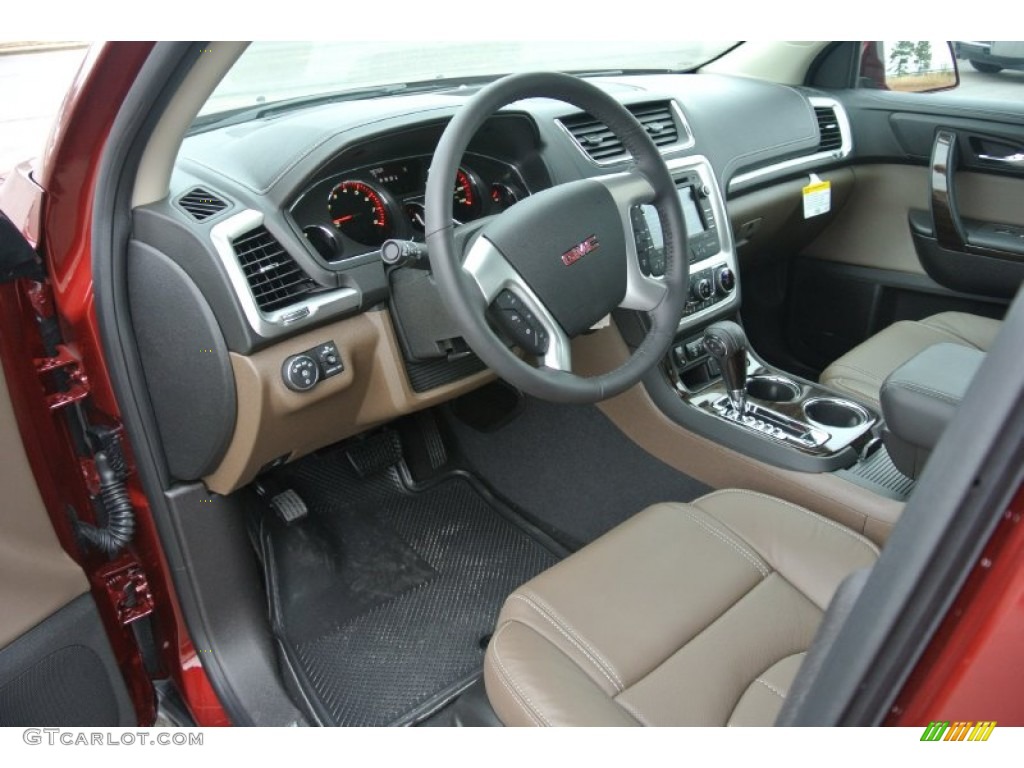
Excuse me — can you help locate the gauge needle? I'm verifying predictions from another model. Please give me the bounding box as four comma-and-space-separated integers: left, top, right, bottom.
333, 214, 355, 225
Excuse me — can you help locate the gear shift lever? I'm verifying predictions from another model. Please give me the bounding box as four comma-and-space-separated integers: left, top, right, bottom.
703, 321, 748, 413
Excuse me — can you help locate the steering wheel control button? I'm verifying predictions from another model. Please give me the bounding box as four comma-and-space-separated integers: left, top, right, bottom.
282, 354, 320, 392
492, 290, 550, 356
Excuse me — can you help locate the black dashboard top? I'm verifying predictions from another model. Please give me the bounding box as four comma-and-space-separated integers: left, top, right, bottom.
142, 71, 841, 355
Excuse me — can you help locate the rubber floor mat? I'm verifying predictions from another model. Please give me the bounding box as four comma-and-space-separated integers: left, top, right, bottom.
258, 447, 561, 726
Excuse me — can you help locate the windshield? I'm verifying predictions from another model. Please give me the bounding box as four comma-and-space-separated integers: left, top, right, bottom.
198, 40, 737, 118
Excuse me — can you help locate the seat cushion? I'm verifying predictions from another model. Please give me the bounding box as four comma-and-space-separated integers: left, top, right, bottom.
482, 489, 879, 726
820, 311, 1001, 409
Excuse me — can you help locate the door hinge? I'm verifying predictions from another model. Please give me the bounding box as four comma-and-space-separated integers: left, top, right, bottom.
34, 343, 90, 410
99, 561, 155, 626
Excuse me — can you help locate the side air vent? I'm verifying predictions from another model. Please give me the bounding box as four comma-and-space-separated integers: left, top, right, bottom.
814, 106, 844, 152
230, 226, 318, 312
560, 101, 690, 164
178, 187, 229, 221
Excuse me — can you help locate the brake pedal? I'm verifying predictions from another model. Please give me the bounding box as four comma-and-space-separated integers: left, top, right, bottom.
346, 431, 403, 477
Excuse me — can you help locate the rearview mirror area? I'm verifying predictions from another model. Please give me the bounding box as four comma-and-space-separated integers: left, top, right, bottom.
859, 40, 959, 93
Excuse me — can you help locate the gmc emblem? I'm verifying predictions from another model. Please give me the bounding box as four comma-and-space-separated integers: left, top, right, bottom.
561, 235, 600, 266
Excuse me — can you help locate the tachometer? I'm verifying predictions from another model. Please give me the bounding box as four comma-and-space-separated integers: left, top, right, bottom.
328, 180, 394, 246
452, 167, 483, 222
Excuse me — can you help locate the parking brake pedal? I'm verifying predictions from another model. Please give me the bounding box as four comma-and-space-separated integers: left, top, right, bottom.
254, 479, 308, 524
269, 489, 308, 524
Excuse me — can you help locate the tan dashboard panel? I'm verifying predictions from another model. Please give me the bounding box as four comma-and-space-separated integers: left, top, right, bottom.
727, 168, 854, 271
204, 309, 493, 494
572, 327, 902, 545
802, 165, 928, 275
804, 165, 1024, 276
0, 355, 88, 648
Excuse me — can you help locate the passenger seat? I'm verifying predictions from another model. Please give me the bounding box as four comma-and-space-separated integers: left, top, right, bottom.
819, 312, 1001, 410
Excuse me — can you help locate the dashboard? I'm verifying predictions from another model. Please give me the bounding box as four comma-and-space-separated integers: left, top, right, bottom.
130, 73, 853, 493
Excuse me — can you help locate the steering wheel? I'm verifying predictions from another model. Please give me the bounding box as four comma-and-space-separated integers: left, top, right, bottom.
425, 72, 689, 403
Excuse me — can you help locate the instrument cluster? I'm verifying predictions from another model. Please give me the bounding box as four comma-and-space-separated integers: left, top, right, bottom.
291, 153, 528, 264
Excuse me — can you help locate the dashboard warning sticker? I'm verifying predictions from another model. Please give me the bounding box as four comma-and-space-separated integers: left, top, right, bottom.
803, 174, 831, 219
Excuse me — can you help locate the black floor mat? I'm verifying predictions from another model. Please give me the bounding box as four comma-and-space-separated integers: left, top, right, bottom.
445, 395, 713, 548
258, 447, 561, 727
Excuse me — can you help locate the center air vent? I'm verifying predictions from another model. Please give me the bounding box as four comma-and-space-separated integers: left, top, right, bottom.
230, 226, 318, 313
560, 101, 690, 164
178, 187, 229, 221
814, 106, 844, 152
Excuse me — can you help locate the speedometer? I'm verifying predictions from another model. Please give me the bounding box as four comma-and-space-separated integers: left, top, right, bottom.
328, 180, 394, 246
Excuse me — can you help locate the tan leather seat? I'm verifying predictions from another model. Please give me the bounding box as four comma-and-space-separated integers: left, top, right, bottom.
820, 312, 1001, 410
483, 489, 879, 726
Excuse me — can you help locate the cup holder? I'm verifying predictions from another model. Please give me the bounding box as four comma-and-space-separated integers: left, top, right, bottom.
802, 397, 869, 429
746, 375, 800, 403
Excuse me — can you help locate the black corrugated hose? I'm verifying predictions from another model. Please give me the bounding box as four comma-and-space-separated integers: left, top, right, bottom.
76, 450, 135, 557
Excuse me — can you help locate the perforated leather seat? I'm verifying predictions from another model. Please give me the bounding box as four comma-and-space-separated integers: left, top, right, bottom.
483, 489, 879, 726
820, 312, 1001, 410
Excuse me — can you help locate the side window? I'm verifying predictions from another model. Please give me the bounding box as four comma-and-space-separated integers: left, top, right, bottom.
857, 41, 958, 93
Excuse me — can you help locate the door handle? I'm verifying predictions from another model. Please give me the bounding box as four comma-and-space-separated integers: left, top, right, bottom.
977, 152, 1024, 167
931, 130, 966, 251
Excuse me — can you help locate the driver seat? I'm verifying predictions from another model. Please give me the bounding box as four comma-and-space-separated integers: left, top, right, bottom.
483, 489, 879, 726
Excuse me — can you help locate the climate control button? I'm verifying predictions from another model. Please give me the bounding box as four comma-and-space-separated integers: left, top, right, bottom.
716, 266, 736, 295
692, 277, 713, 302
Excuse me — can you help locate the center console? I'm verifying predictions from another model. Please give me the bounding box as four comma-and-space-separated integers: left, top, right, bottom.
625, 159, 880, 472
684, 321, 876, 458
644, 315, 880, 473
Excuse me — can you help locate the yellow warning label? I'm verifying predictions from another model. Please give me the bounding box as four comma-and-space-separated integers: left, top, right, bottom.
803, 177, 831, 218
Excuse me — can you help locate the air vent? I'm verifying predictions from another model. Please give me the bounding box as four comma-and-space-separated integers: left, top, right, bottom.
814, 106, 844, 152
178, 187, 229, 221
560, 101, 687, 164
230, 226, 318, 312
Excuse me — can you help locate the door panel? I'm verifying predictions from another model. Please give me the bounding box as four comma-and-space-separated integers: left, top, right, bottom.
804, 164, 930, 275
0, 353, 135, 726
759, 84, 1024, 374
804, 165, 1024, 277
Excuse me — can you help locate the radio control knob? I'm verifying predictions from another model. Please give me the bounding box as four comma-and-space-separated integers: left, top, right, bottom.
716, 266, 736, 295
282, 354, 320, 392
692, 278, 713, 302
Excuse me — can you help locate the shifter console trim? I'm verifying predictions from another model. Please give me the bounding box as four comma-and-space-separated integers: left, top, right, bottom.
710, 397, 830, 450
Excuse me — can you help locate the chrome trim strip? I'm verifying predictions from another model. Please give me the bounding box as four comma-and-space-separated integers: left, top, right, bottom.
728, 96, 853, 191
210, 209, 361, 339
556, 100, 696, 168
